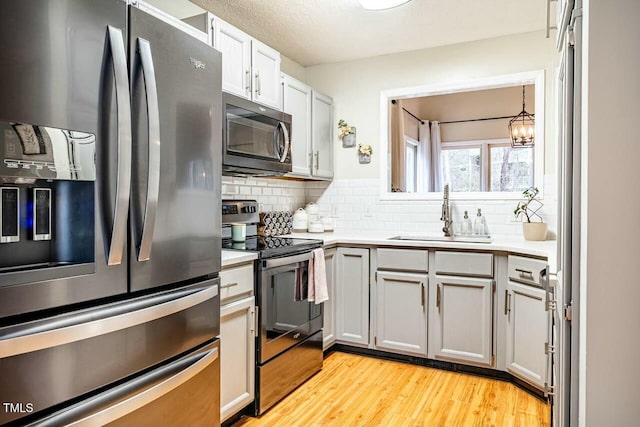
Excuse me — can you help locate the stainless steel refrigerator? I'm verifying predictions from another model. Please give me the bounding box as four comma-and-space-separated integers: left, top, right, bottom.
0, 0, 222, 425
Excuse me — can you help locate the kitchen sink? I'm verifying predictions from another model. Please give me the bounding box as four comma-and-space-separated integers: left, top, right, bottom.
388, 235, 493, 244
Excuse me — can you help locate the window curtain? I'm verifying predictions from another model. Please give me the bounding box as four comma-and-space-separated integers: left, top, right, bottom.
391, 100, 406, 192
430, 121, 443, 192
417, 120, 431, 192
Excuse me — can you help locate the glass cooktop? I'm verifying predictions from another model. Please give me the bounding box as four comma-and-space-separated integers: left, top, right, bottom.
222, 236, 323, 259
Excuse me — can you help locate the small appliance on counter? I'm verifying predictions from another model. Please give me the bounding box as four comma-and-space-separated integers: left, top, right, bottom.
221, 199, 325, 415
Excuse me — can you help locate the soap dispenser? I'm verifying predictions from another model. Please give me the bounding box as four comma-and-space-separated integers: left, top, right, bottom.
473, 208, 487, 236
461, 211, 472, 235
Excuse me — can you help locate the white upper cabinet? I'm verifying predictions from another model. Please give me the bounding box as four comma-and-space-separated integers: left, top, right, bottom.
311, 91, 334, 179
211, 17, 281, 110
252, 40, 282, 110
213, 18, 252, 99
282, 74, 312, 177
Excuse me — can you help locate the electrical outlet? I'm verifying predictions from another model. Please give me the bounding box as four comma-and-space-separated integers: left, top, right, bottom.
331, 204, 339, 217
364, 206, 373, 217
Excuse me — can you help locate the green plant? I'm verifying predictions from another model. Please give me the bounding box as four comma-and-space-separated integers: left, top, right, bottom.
514, 187, 543, 223
338, 119, 354, 137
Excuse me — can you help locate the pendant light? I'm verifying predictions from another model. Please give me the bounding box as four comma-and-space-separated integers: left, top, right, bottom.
359, 0, 412, 11
509, 85, 535, 147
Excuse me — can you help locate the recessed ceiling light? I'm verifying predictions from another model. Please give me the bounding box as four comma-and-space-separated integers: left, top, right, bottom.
359, 0, 412, 11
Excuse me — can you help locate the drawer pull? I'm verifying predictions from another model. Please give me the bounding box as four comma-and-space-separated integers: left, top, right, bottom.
504, 290, 511, 316
436, 284, 441, 310
515, 268, 534, 279
221, 282, 239, 289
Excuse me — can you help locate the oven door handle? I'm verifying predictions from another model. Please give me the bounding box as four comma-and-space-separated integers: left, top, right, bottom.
263, 252, 312, 269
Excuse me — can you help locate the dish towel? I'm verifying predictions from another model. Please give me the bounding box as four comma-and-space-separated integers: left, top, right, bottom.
308, 248, 328, 304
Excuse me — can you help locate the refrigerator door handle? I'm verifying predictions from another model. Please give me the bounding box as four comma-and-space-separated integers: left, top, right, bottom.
106, 26, 132, 266
25, 342, 219, 427
136, 38, 161, 262
0, 283, 218, 359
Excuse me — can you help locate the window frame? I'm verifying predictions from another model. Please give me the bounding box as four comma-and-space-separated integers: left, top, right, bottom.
404, 136, 419, 193
441, 138, 534, 193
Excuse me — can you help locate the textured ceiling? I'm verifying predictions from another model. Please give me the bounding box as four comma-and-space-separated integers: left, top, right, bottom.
190, 0, 547, 66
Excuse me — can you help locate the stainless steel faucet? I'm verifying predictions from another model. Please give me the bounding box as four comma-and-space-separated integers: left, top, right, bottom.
441, 184, 453, 237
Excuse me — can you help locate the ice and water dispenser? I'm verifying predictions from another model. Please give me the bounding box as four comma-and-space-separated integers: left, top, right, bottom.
0, 121, 96, 283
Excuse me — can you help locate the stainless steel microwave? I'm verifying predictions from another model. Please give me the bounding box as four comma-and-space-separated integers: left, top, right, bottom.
222, 92, 292, 176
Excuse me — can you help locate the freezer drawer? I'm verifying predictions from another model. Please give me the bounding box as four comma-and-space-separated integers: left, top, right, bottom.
25, 340, 220, 427
0, 278, 219, 425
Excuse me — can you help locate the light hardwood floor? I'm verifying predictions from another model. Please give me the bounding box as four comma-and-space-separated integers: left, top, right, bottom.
235, 351, 550, 427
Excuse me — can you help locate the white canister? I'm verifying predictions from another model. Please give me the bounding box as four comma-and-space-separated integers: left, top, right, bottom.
304, 202, 319, 216
321, 216, 334, 232
231, 223, 246, 242
308, 220, 324, 233
292, 208, 308, 231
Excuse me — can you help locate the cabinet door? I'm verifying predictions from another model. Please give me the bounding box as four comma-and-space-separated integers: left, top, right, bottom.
323, 249, 337, 349
432, 275, 494, 366
375, 271, 427, 356
311, 91, 334, 179
214, 18, 251, 99
282, 74, 312, 177
336, 248, 369, 345
251, 39, 281, 110
505, 281, 547, 389
220, 297, 255, 422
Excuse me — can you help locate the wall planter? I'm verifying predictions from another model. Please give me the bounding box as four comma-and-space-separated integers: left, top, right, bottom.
358, 144, 372, 164
338, 119, 356, 148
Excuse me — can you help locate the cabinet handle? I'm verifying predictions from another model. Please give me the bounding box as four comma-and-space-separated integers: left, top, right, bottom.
254, 306, 259, 337
309, 152, 313, 170
220, 282, 238, 289
504, 290, 511, 315
436, 284, 441, 310
250, 307, 255, 335
314, 151, 319, 170
515, 268, 534, 279
255, 72, 261, 96
245, 69, 251, 92
420, 283, 425, 307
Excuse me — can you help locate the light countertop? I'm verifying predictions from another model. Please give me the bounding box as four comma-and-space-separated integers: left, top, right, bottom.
221, 250, 257, 269
289, 231, 558, 272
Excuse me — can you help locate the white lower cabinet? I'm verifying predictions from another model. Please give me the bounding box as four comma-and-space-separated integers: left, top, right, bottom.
374, 271, 428, 356
505, 281, 547, 389
431, 275, 494, 366
335, 247, 369, 345
322, 248, 337, 350
220, 296, 256, 422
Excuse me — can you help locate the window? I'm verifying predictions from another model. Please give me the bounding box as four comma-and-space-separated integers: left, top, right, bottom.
405, 137, 418, 193
441, 139, 534, 192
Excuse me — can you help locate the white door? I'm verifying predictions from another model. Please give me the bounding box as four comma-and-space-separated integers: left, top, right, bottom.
220, 297, 255, 422
282, 74, 312, 177
323, 248, 337, 349
251, 39, 281, 110
505, 281, 547, 389
432, 275, 494, 366
375, 271, 427, 356
213, 18, 251, 99
336, 248, 369, 345
311, 91, 334, 179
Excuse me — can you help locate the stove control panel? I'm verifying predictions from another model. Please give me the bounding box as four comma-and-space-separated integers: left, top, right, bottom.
221, 199, 260, 225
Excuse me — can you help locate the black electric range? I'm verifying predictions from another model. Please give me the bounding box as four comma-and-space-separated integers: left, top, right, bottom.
222, 236, 323, 259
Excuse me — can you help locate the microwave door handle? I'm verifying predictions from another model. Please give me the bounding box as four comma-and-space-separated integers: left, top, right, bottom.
278, 121, 290, 163
106, 26, 132, 266
136, 38, 161, 262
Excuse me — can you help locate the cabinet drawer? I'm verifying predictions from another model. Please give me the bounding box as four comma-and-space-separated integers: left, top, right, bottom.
508, 255, 547, 287
377, 248, 428, 272
220, 263, 254, 303
434, 251, 493, 278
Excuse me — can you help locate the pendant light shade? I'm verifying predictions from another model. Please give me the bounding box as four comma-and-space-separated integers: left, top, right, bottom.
359, 0, 412, 11
509, 85, 535, 147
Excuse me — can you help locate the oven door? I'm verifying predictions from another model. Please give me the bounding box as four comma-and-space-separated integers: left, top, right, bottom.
258, 252, 322, 364
222, 93, 291, 175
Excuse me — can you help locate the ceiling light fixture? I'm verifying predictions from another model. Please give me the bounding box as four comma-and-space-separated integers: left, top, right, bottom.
509, 85, 535, 147
359, 0, 412, 11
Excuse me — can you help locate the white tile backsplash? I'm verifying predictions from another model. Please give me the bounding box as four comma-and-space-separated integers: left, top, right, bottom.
221, 176, 557, 238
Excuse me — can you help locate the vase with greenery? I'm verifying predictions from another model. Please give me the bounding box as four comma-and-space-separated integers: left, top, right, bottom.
338, 119, 356, 147
514, 187, 547, 241
358, 144, 372, 164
